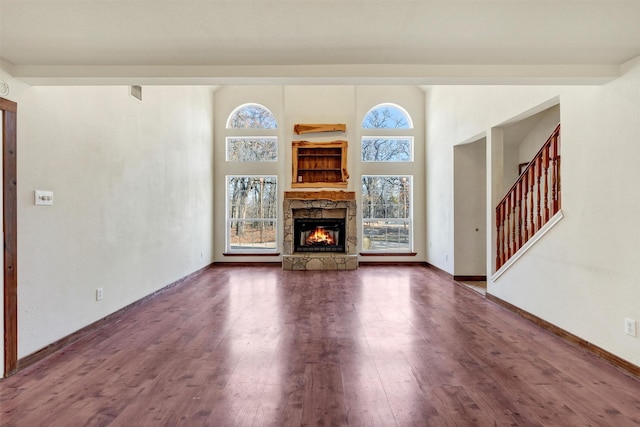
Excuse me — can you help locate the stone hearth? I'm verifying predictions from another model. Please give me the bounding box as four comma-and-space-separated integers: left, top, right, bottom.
283, 191, 357, 270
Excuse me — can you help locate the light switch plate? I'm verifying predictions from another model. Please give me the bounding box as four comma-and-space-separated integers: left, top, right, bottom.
35, 190, 54, 206
625, 318, 637, 337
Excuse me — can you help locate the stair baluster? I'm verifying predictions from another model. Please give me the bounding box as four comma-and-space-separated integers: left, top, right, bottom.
496, 124, 560, 270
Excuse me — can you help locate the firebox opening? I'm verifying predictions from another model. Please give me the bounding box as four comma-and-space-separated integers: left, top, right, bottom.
294, 218, 346, 253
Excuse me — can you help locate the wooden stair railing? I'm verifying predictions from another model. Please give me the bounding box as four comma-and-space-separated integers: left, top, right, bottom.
496, 124, 560, 270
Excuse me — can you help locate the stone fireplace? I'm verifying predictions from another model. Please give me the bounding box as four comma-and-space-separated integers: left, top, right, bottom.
283, 191, 357, 270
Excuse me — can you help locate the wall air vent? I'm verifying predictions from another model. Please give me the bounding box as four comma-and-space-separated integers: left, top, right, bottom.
130, 85, 142, 101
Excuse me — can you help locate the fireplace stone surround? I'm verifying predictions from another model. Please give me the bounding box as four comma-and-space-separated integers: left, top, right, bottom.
283, 191, 358, 270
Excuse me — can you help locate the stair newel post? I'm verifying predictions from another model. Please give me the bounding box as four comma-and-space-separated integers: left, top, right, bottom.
556, 150, 561, 211
543, 143, 550, 222
552, 129, 561, 213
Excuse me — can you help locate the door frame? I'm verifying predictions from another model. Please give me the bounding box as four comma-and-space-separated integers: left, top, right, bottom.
1, 97, 17, 376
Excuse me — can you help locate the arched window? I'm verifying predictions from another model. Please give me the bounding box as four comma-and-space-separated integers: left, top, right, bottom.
225, 103, 279, 253
226, 103, 278, 162
361, 103, 414, 162
362, 103, 413, 129
361, 103, 414, 253
226, 103, 277, 129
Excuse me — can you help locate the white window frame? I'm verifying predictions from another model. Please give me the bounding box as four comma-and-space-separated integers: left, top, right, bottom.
361, 175, 413, 253
226, 175, 278, 253
225, 136, 278, 162
361, 136, 414, 162
361, 103, 414, 129
226, 103, 278, 129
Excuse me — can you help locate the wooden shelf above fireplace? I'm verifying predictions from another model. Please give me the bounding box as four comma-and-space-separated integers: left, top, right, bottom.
293, 123, 346, 135
284, 190, 355, 201
292, 140, 348, 188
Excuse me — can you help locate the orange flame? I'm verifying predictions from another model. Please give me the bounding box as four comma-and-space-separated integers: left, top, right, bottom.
305, 227, 335, 245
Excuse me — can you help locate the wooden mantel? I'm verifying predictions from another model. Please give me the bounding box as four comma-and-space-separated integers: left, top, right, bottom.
284, 190, 355, 201
293, 123, 346, 135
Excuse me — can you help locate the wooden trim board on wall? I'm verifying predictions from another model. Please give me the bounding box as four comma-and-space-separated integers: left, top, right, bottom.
453, 275, 487, 281
2, 97, 18, 377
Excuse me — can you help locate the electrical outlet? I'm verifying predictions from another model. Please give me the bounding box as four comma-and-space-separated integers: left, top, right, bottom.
96, 288, 104, 301
625, 318, 636, 337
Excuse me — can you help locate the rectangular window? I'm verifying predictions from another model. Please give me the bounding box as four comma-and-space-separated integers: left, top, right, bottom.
227, 176, 277, 252
361, 137, 413, 162
361, 175, 412, 252
226, 137, 278, 162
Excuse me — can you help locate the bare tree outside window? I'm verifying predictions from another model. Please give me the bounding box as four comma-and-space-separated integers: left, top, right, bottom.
227, 103, 277, 129
362, 104, 411, 129
361, 104, 414, 162
226, 105, 278, 161
361, 175, 412, 252
226, 137, 277, 161
225, 103, 279, 252
362, 137, 412, 162
361, 104, 414, 252
228, 176, 278, 251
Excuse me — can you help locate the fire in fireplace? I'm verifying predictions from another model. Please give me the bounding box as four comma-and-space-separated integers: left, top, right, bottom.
294, 218, 346, 253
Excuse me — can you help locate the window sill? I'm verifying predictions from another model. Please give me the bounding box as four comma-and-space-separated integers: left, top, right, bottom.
223, 252, 281, 257
359, 252, 417, 257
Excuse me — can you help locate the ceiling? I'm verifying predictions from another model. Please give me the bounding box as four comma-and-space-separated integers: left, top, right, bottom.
1, 0, 639, 85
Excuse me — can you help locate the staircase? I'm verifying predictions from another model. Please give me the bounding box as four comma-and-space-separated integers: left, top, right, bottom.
496, 124, 561, 270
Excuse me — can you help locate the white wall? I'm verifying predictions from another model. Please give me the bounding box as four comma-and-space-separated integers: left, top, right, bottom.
501, 104, 560, 199
425, 57, 640, 366
1, 73, 215, 357
518, 105, 560, 163
425, 84, 559, 272
213, 85, 426, 262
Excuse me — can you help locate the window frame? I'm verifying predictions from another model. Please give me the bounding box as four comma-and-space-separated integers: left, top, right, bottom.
361, 136, 414, 162
225, 103, 279, 163
360, 174, 413, 253
225, 175, 279, 254
225, 136, 278, 162
226, 103, 278, 129
362, 103, 414, 130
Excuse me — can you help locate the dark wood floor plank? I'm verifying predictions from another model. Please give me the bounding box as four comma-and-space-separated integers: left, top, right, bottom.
301, 362, 349, 427
1, 265, 639, 426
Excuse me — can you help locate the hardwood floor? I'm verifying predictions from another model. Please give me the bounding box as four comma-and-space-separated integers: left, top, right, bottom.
1, 265, 639, 426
